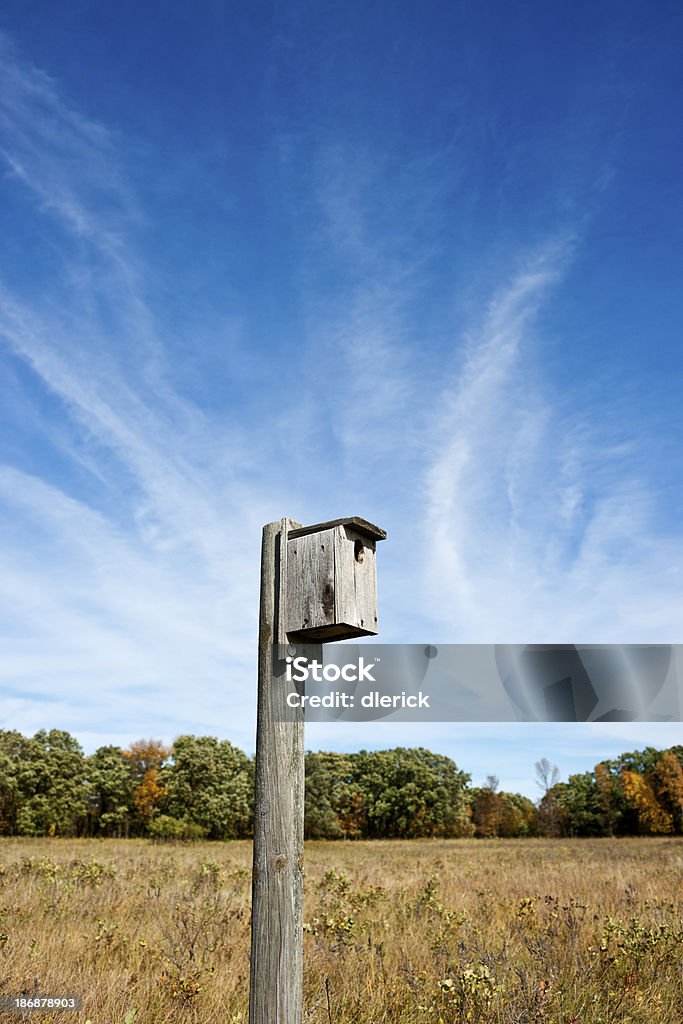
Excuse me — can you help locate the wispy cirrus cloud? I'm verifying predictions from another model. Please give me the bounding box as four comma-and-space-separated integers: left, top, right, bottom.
0, 38, 277, 748
0, 32, 133, 256
423, 238, 683, 642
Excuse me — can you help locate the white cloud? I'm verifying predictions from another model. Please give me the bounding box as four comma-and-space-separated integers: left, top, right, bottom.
0, 41, 271, 743
0, 31, 134, 257
424, 239, 683, 642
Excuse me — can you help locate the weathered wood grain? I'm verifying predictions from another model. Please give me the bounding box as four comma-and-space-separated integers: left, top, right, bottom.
250, 518, 306, 1024
334, 524, 378, 635
286, 523, 380, 640
285, 531, 335, 633
288, 516, 386, 541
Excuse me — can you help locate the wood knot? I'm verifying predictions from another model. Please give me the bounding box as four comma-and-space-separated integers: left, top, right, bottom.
321, 582, 334, 617
274, 854, 287, 871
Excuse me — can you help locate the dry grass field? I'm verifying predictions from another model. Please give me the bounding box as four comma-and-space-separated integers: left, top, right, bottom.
0, 837, 681, 1024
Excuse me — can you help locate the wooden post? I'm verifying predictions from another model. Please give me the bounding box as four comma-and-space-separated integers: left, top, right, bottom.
250, 518, 306, 1024
250, 516, 385, 1024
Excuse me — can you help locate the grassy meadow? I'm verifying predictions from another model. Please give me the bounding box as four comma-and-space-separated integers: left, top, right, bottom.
0, 837, 681, 1024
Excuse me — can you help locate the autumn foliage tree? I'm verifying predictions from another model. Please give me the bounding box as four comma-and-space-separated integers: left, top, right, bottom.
472, 776, 502, 838
651, 750, 683, 832
620, 769, 674, 834
124, 739, 169, 832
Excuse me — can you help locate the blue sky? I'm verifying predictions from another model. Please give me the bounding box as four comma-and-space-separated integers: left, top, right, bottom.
1, 0, 682, 798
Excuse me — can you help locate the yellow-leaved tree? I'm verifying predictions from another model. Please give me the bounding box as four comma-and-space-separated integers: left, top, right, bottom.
620, 769, 673, 834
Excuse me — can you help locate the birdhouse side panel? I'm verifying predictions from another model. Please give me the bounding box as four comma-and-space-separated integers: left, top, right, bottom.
285, 530, 336, 634
333, 526, 378, 635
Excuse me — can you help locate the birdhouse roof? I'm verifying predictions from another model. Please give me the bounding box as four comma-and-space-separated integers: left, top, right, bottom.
288, 517, 386, 541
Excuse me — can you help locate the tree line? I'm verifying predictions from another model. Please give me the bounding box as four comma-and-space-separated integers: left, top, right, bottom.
0, 729, 681, 840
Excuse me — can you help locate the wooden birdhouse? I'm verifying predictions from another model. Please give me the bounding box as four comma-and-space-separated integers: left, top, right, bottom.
285, 517, 386, 641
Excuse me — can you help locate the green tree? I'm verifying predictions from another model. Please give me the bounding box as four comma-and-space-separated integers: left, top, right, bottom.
162, 735, 253, 839
86, 745, 133, 837
554, 772, 604, 836
594, 761, 622, 835
0, 730, 28, 834
615, 746, 663, 776
14, 730, 87, 836
305, 752, 359, 839
351, 748, 470, 838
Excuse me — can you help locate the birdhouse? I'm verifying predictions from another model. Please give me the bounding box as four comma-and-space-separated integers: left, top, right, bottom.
285, 517, 386, 642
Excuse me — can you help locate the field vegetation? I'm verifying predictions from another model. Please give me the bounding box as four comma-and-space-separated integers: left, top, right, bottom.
0, 836, 681, 1024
